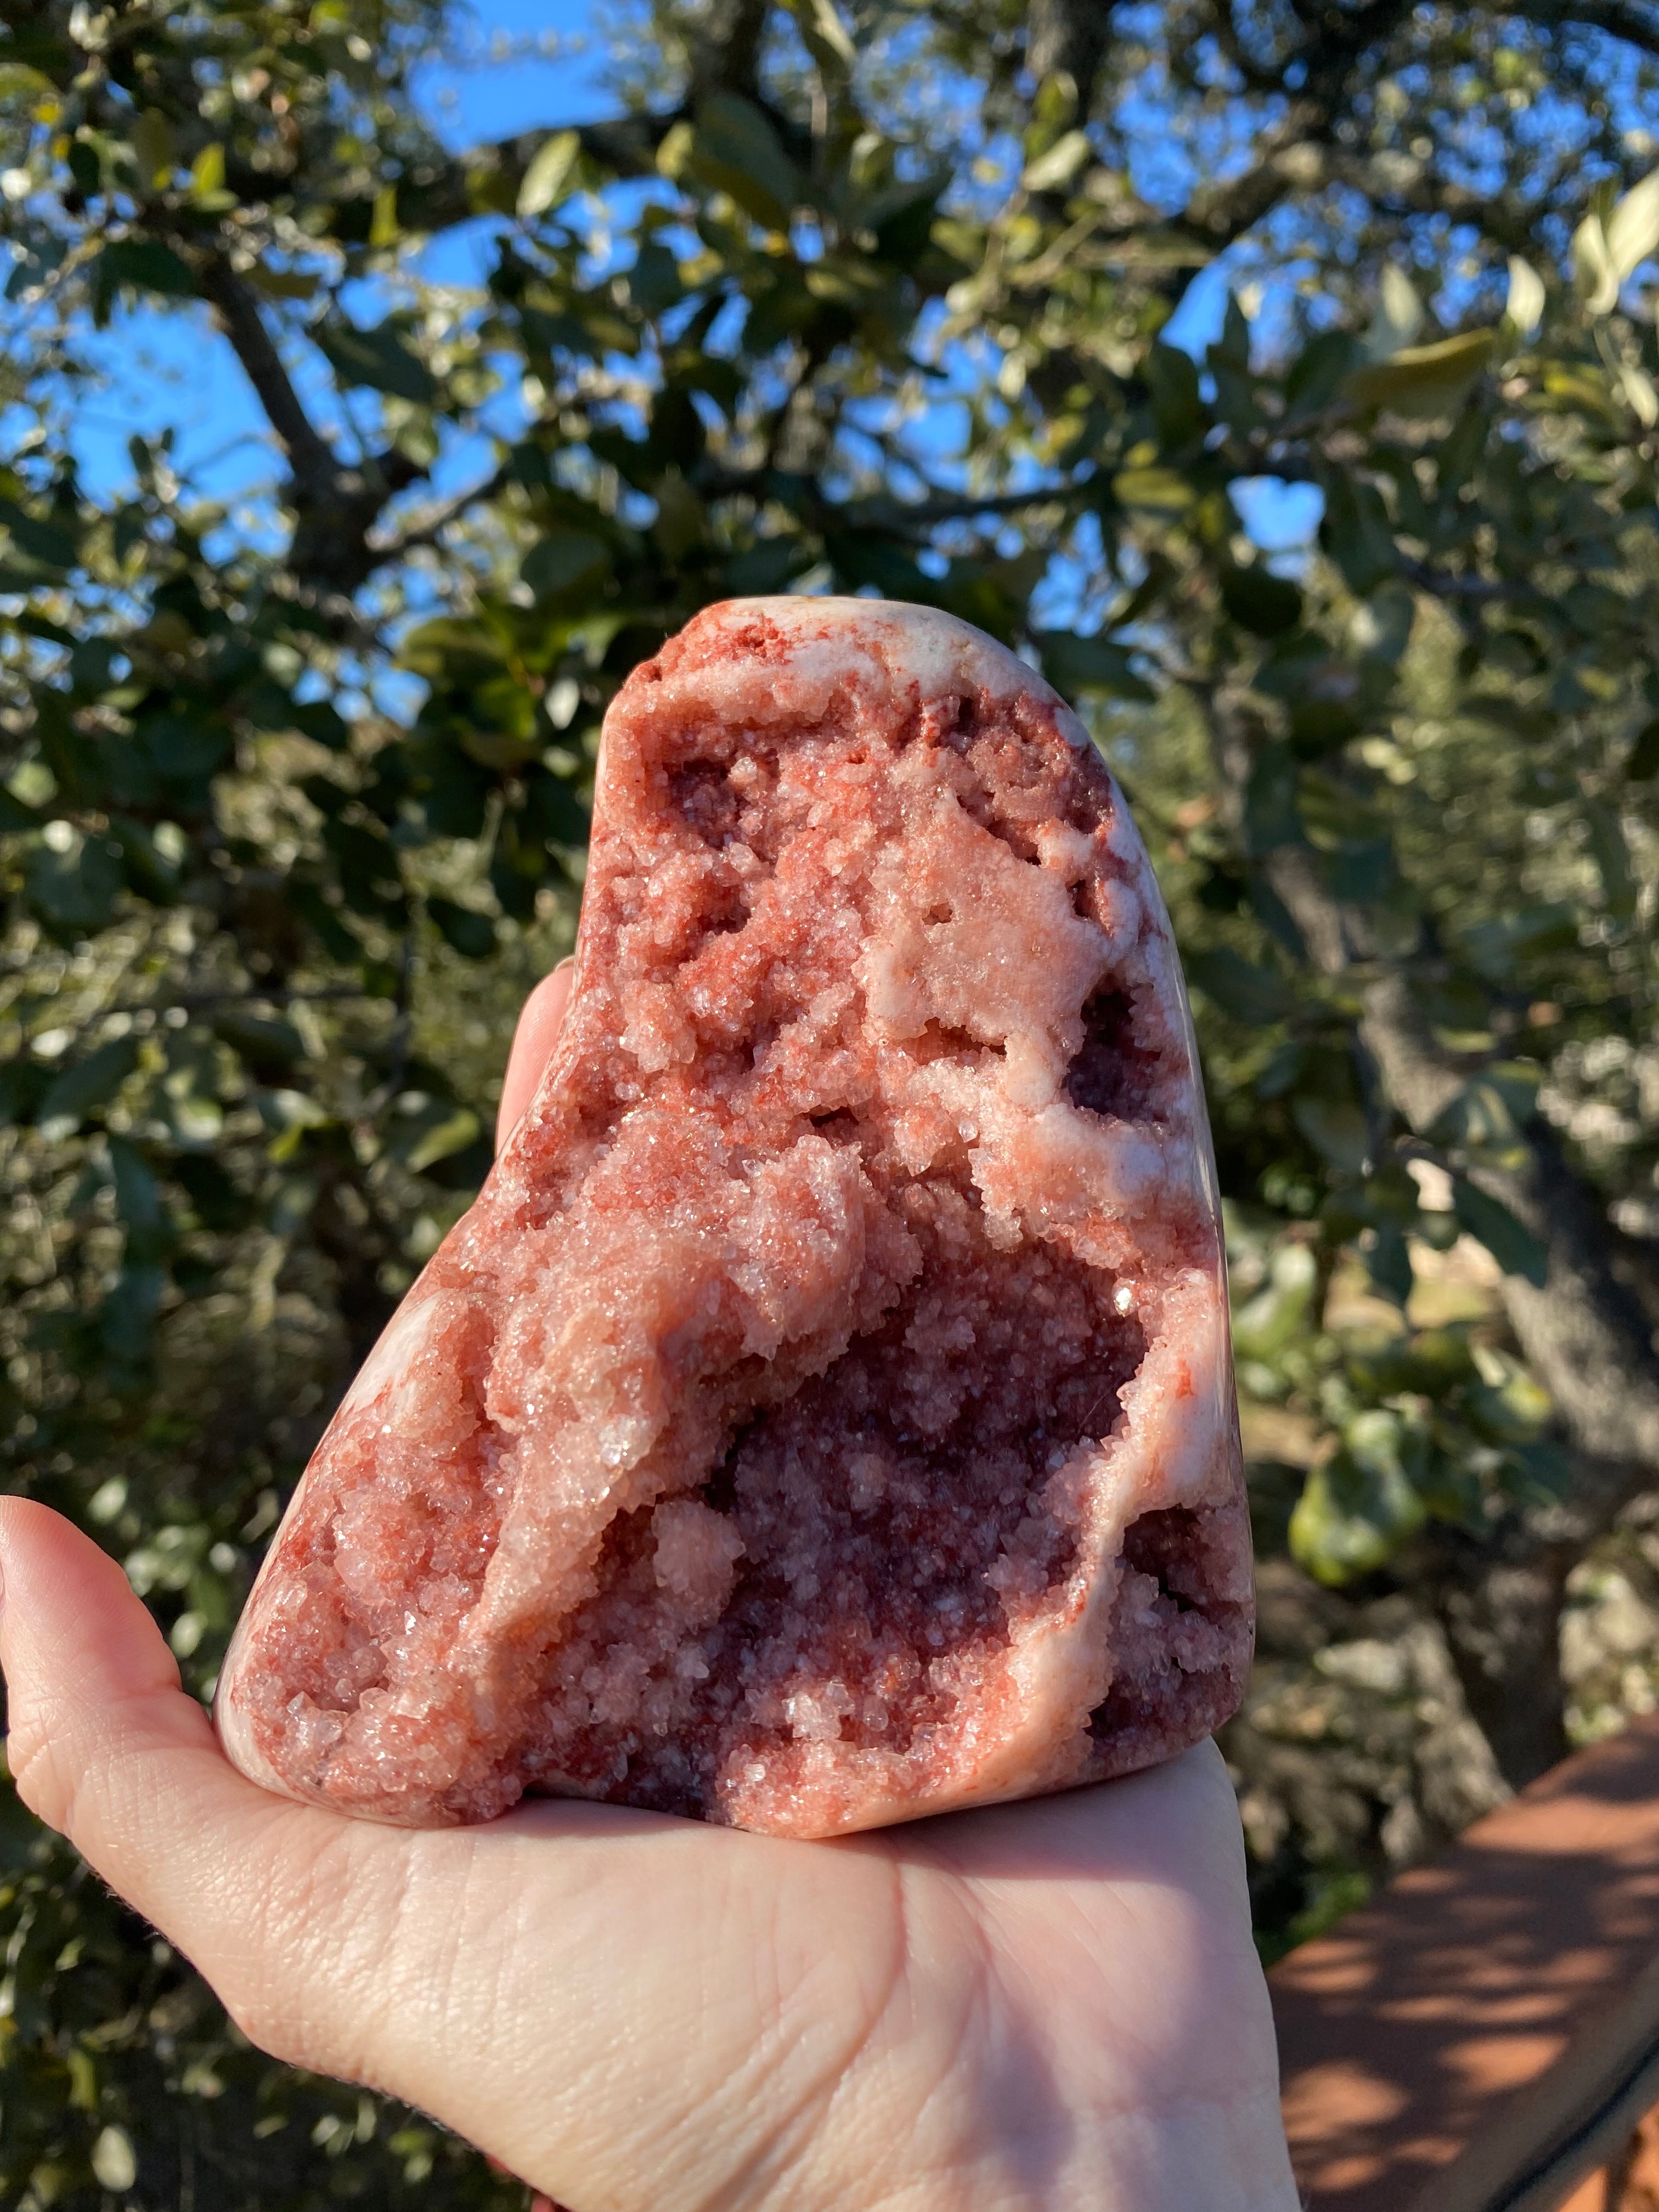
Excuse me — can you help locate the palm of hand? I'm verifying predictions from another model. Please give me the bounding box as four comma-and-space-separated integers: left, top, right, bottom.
0, 978, 1295, 2210
0, 1504, 1291, 2211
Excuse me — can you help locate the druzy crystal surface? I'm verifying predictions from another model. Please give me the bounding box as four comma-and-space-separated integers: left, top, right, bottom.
216, 597, 1251, 1837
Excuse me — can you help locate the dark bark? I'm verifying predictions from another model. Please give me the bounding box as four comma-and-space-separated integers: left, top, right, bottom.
1026, 0, 1112, 111
194, 261, 337, 498
1419, 1526, 1573, 1786
687, 0, 771, 101
196, 257, 427, 600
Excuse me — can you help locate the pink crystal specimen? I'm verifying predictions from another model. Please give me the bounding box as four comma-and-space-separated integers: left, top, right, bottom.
216, 597, 1251, 1838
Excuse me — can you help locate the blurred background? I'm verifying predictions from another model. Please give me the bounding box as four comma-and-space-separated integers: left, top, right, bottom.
4, 0, 1659, 2199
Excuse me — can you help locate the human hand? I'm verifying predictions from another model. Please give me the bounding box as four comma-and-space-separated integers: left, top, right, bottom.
0, 969, 1297, 2212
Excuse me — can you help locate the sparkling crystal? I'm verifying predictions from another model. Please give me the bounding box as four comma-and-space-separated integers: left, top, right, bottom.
216, 599, 1251, 1837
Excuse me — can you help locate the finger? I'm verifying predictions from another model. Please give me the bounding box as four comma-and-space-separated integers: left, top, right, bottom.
496, 958, 573, 1151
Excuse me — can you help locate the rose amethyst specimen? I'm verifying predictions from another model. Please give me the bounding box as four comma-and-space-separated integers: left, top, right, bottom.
216, 597, 1252, 1838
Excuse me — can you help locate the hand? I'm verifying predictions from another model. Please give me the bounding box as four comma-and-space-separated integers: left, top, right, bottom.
0, 969, 1297, 2212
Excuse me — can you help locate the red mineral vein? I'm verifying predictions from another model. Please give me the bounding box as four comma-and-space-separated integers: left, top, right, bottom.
216, 597, 1252, 1838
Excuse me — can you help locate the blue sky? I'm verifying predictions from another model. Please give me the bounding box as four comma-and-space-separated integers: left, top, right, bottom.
56, 0, 1322, 577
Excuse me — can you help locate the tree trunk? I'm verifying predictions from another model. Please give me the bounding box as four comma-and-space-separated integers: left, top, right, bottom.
1026, 0, 1111, 110
1425, 1530, 1573, 1787
1204, 691, 1659, 1789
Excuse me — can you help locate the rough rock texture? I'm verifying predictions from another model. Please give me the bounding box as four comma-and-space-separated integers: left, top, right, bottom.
216, 597, 1251, 1838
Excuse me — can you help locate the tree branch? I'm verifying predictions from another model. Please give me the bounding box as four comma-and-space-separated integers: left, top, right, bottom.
1167, 0, 1415, 265
1528, 0, 1659, 57
195, 253, 433, 599
374, 455, 517, 562
1026, 0, 1113, 114
194, 257, 338, 501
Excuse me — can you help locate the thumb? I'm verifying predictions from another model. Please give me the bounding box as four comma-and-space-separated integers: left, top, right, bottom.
0, 1499, 362, 2042
496, 957, 574, 1151
0, 1496, 224, 1847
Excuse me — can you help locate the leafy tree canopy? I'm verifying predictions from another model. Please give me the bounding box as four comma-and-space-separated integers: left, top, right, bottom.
7, 0, 1659, 2198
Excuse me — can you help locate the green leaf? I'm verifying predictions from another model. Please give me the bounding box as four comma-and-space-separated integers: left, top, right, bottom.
385, 1094, 483, 1174
0, 63, 53, 103
1627, 715, 1659, 778
1036, 631, 1154, 701
1605, 163, 1659, 286
292, 698, 352, 751
523, 768, 591, 845
1365, 1220, 1414, 1305
1320, 475, 1396, 596
1143, 342, 1205, 447
1428, 1066, 1539, 1152
316, 319, 438, 404
1504, 255, 1546, 340
1212, 292, 1251, 375
1220, 564, 1302, 637
1283, 330, 1358, 417
428, 896, 498, 959
245, 258, 319, 300
1451, 1178, 1548, 1286
129, 109, 175, 189
172, 1153, 248, 1233
99, 1263, 166, 1371
1186, 946, 1293, 1025
1111, 466, 1193, 515
370, 182, 399, 249
140, 711, 230, 783
190, 142, 229, 206
1573, 210, 1619, 314
1344, 330, 1496, 417
726, 535, 812, 595
1362, 264, 1424, 360
26, 831, 123, 935
37, 1038, 140, 1133
1022, 129, 1091, 193
1289, 1433, 1427, 1587
0, 1054, 49, 1124
398, 614, 512, 681
628, 240, 682, 314
105, 1136, 171, 1263
1232, 1243, 1317, 1359
1460, 903, 1578, 984
1293, 1096, 1369, 1173
522, 529, 610, 597
691, 93, 802, 229
259, 1085, 331, 1163
0, 783, 40, 832
517, 129, 581, 221
786, 0, 857, 71
97, 238, 196, 301
110, 815, 182, 903
210, 1008, 306, 1071
0, 498, 77, 570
